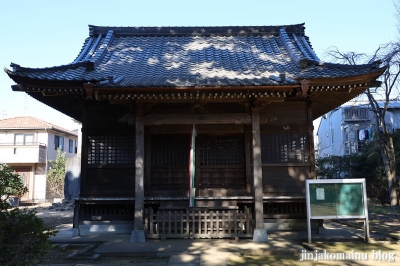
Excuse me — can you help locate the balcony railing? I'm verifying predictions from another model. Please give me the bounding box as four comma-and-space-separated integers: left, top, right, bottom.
343, 108, 371, 121
0, 143, 47, 163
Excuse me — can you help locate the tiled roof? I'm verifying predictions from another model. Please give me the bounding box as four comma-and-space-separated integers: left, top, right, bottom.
5, 24, 383, 88
0, 116, 78, 136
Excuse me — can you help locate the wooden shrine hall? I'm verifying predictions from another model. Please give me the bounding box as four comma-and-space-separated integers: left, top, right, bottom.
5, 23, 385, 242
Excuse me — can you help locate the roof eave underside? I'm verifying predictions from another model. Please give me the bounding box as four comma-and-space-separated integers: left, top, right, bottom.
8, 69, 384, 123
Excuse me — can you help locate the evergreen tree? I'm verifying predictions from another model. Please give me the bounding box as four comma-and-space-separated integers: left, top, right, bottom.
47, 148, 67, 199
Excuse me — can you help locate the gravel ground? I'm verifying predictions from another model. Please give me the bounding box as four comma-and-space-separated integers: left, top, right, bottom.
336, 204, 400, 238
27, 202, 74, 227
20, 203, 168, 265
28, 201, 400, 238
20, 201, 400, 265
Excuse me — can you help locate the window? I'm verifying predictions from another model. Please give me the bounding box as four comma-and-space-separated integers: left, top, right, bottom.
13, 133, 35, 154
24, 134, 34, 145
261, 133, 309, 163
198, 135, 245, 187
54, 135, 64, 151
69, 139, 74, 153
150, 134, 190, 187
75, 140, 78, 154
199, 135, 244, 166
151, 135, 189, 167
15, 134, 23, 145
14, 133, 34, 145
87, 135, 135, 164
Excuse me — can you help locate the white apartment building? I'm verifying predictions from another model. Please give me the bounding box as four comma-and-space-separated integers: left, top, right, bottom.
317, 101, 400, 158
0, 116, 78, 203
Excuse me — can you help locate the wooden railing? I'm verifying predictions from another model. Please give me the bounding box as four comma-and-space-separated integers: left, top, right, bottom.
264, 201, 306, 219
80, 203, 135, 221
145, 206, 253, 239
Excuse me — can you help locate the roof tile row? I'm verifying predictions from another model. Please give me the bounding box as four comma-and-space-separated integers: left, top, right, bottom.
6, 24, 381, 88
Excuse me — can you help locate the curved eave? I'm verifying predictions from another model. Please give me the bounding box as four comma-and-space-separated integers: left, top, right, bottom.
5, 67, 100, 87
305, 66, 386, 86
308, 67, 387, 120
6, 65, 386, 122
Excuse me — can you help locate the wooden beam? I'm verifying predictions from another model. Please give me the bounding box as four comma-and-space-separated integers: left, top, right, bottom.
106, 97, 287, 104
93, 85, 300, 93
145, 113, 251, 125
144, 113, 275, 125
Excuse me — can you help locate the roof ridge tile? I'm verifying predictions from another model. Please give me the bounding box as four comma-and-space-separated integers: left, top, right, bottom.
88, 24, 306, 37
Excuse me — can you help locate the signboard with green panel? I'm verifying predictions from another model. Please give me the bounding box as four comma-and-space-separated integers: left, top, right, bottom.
305, 179, 369, 243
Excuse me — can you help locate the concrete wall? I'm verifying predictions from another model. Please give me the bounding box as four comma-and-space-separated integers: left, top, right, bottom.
33, 174, 46, 202
386, 109, 400, 131
317, 109, 342, 157
65, 154, 81, 200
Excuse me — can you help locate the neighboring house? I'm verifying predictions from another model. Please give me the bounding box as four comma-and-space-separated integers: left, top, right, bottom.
5, 24, 385, 240
317, 101, 400, 157
0, 116, 78, 203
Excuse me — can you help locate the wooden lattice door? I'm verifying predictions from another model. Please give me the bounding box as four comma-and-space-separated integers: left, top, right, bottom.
150, 134, 190, 188
150, 133, 246, 190
197, 134, 246, 188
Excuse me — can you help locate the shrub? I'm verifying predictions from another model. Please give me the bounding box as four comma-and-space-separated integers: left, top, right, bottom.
0, 163, 56, 265
0, 163, 28, 210
0, 208, 56, 265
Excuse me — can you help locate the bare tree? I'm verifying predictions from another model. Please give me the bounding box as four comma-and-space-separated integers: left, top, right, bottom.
370, 44, 400, 206
326, 43, 400, 206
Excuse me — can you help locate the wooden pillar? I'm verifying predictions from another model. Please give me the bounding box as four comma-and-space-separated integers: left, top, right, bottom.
252, 112, 267, 242
245, 125, 252, 194
144, 129, 151, 194
252, 113, 263, 229
308, 103, 316, 179
134, 114, 145, 230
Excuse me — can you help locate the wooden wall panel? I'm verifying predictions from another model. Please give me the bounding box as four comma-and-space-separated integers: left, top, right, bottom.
147, 189, 188, 198
262, 101, 308, 126
147, 188, 249, 198
81, 167, 135, 197
262, 166, 311, 196
198, 188, 249, 197
85, 101, 133, 131
147, 102, 245, 115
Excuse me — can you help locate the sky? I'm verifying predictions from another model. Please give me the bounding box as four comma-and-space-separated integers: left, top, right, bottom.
0, 0, 398, 130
